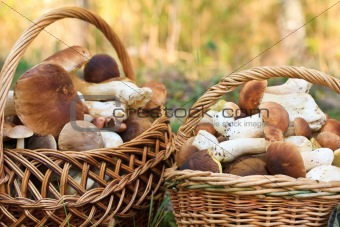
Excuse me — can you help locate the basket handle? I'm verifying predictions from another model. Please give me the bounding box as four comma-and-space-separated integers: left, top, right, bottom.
0, 6, 136, 184
175, 66, 340, 150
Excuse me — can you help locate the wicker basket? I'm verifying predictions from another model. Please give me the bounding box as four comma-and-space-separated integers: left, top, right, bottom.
0, 7, 173, 226
165, 66, 340, 226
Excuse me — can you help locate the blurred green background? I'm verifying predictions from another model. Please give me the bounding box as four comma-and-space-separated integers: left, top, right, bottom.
0, 0, 339, 133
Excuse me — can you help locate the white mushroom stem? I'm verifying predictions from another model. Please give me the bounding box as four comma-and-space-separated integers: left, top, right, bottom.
262, 93, 326, 131
212, 110, 235, 135
4, 90, 16, 117
70, 74, 152, 108
16, 139, 25, 149
199, 110, 218, 124
306, 165, 340, 182
265, 78, 313, 95
224, 114, 264, 139
84, 101, 127, 120
284, 136, 312, 152
100, 131, 123, 148
300, 148, 334, 171
192, 130, 219, 151
210, 138, 269, 162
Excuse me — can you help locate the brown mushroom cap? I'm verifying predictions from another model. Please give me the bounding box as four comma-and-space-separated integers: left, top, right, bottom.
27, 134, 57, 150
58, 120, 104, 151
294, 117, 312, 139
321, 119, 340, 137
179, 150, 220, 173
194, 123, 216, 136
264, 124, 284, 142
14, 63, 84, 137
120, 111, 152, 142
83, 54, 120, 83
259, 102, 289, 133
176, 137, 199, 167
224, 156, 269, 176
265, 141, 306, 178
316, 131, 340, 151
44, 46, 91, 72
238, 80, 268, 115
141, 81, 167, 110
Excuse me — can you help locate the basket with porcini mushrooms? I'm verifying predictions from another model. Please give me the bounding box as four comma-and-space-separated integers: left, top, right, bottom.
0, 7, 173, 226
165, 66, 340, 226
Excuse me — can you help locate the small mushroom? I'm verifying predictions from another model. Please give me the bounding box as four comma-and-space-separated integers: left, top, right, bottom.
321, 119, 340, 137
300, 148, 333, 171
192, 130, 219, 151
27, 134, 57, 150
284, 117, 312, 139
194, 123, 216, 136
210, 138, 269, 162
316, 132, 340, 151
306, 165, 340, 182
83, 54, 120, 83
265, 141, 306, 178
265, 78, 312, 95
141, 81, 167, 110
58, 121, 104, 151
238, 80, 268, 115
179, 150, 222, 173
176, 137, 199, 167
223, 156, 268, 176
7, 125, 34, 148
264, 124, 284, 142
120, 111, 152, 142
14, 62, 84, 137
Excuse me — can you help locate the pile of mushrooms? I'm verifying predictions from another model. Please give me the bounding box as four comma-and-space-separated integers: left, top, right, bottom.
178, 78, 340, 182
3, 46, 167, 194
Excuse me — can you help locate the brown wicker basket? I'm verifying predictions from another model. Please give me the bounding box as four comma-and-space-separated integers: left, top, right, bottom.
165, 66, 340, 226
0, 7, 173, 226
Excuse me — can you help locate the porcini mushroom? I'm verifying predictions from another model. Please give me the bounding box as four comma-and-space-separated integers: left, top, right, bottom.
176, 137, 199, 167
224, 156, 269, 176
316, 132, 340, 151
84, 101, 127, 120
58, 121, 104, 151
265, 141, 306, 178
83, 54, 120, 83
265, 78, 313, 95
141, 81, 167, 110
284, 117, 312, 139
194, 123, 216, 136
321, 119, 340, 137
180, 150, 222, 173
238, 80, 267, 115
192, 130, 219, 151
7, 125, 34, 148
262, 93, 326, 131
264, 124, 284, 142
27, 134, 57, 150
14, 63, 84, 137
120, 111, 152, 142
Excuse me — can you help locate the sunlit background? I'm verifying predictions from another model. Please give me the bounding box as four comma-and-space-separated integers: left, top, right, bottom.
1, 0, 339, 132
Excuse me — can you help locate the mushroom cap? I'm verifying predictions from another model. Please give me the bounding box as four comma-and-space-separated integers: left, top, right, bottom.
83, 54, 120, 83
7, 125, 33, 139
316, 131, 340, 151
27, 134, 57, 150
238, 80, 267, 115
264, 124, 284, 142
179, 150, 221, 173
224, 156, 269, 176
321, 119, 340, 137
14, 63, 84, 137
259, 102, 289, 132
58, 120, 104, 151
141, 81, 167, 110
194, 123, 216, 136
120, 111, 152, 142
176, 137, 199, 167
294, 117, 312, 139
265, 141, 306, 178
44, 46, 91, 72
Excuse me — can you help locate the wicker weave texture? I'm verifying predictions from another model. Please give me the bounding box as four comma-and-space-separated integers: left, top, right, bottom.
166, 66, 340, 226
0, 7, 173, 226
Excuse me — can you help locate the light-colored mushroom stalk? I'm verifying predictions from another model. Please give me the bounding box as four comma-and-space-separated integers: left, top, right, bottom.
284, 136, 312, 152
70, 74, 152, 108
300, 148, 333, 171
4, 91, 16, 117
100, 131, 123, 148
262, 93, 326, 131
265, 78, 312, 95
210, 138, 269, 162
306, 165, 340, 182
192, 130, 219, 151
84, 101, 127, 120
224, 114, 264, 139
